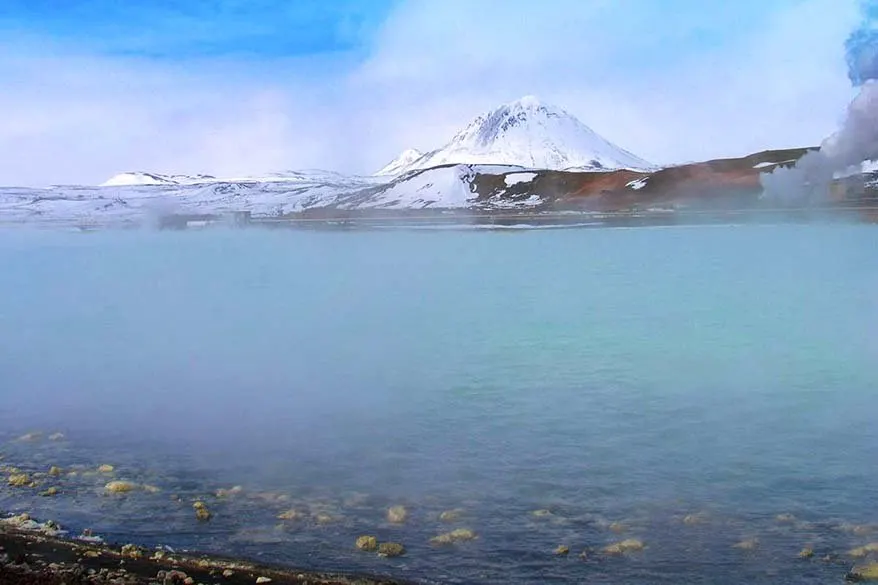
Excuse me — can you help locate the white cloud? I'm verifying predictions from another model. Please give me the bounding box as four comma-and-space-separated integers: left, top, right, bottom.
0, 40, 344, 186
348, 0, 862, 167
0, 0, 865, 186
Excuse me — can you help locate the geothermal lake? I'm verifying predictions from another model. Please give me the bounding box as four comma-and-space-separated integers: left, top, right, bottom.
1, 224, 877, 584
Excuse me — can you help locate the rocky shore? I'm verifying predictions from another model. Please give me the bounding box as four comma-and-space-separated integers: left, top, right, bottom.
0, 523, 410, 585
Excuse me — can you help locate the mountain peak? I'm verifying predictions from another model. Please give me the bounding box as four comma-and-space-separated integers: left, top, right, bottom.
375, 148, 425, 176
510, 95, 543, 109
381, 97, 651, 175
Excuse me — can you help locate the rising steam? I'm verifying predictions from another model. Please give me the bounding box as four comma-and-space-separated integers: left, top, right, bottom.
761, 1, 878, 203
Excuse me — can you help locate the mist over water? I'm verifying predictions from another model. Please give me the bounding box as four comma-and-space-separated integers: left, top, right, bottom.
1, 225, 878, 584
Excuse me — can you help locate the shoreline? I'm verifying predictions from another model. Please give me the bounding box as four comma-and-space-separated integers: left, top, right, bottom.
2, 205, 878, 232
0, 523, 413, 585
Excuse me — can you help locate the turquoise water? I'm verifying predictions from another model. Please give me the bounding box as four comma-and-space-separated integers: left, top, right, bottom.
1, 224, 878, 584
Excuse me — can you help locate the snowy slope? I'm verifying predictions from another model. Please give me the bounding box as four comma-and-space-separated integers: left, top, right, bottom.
375, 149, 424, 176
101, 172, 186, 187
348, 165, 477, 209
388, 96, 652, 175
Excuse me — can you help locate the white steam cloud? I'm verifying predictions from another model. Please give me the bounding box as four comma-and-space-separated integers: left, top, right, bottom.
761, 1, 878, 202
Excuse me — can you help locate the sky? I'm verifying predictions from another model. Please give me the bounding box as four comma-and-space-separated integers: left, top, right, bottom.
0, 0, 865, 186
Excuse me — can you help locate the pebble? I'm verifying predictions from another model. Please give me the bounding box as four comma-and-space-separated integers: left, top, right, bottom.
356, 536, 378, 551
48, 466, 63, 476
193, 501, 212, 521
120, 544, 143, 559
430, 528, 478, 545
377, 542, 406, 557
7, 473, 31, 487
222, 569, 235, 578
256, 578, 272, 584
105, 481, 138, 494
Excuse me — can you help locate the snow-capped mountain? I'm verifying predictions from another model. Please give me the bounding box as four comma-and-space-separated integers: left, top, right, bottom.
375, 149, 424, 176
379, 96, 652, 176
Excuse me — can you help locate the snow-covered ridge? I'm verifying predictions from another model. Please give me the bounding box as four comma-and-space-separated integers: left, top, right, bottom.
101, 169, 390, 188
375, 149, 424, 176
100, 172, 217, 187
379, 95, 653, 176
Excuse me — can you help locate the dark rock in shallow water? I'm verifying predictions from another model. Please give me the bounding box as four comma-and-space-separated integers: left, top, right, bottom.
0, 521, 412, 584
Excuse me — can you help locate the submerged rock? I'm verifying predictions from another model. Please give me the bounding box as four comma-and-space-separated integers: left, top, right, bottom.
849, 544, 878, 558
848, 562, 878, 581
277, 509, 304, 521
840, 524, 877, 536
143, 484, 161, 494
194, 501, 212, 521
387, 506, 408, 524
798, 547, 815, 558
439, 509, 465, 522
733, 539, 760, 551
39, 486, 59, 497
7, 473, 32, 487
98, 464, 115, 473
554, 545, 570, 556
48, 466, 62, 476
105, 481, 138, 494
216, 486, 244, 498
314, 513, 335, 525
776, 513, 796, 523
377, 542, 406, 557
48, 432, 65, 441
16, 432, 42, 442
430, 528, 478, 545
603, 539, 645, 555
356, 536, 378, 552
682, 513, 708, 525
609, 522, 627, 534
531, 509, 553, 518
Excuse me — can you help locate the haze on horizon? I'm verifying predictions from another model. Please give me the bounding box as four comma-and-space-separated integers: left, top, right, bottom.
0, 0, 863, 187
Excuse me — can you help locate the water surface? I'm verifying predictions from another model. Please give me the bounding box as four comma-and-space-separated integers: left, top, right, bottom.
1, 224, 877, 584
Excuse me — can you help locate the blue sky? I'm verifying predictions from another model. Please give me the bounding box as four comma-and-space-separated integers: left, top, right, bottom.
0, 0, 865, 185
0, 0, 396, 58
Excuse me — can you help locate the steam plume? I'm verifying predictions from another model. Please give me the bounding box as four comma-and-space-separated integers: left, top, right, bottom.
761, 1, 878, 203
